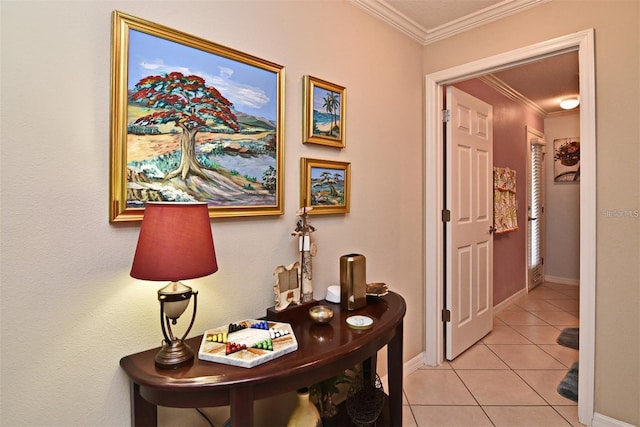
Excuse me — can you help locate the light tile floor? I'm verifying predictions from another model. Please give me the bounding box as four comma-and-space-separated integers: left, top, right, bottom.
402, 282, 583, 426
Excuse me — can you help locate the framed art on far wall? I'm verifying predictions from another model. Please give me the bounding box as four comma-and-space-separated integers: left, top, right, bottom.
109, 11, 284, 222
302, 76, 346, 148
553, 137, 580, 182
300, 158, 350, 215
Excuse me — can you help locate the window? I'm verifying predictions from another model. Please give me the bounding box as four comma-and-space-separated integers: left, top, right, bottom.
527, 133, 545, 289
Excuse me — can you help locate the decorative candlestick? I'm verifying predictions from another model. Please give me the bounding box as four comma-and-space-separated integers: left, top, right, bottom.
292, 206, 316, 303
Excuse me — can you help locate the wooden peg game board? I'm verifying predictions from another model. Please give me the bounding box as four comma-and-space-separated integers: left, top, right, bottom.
198, 319, 298, 368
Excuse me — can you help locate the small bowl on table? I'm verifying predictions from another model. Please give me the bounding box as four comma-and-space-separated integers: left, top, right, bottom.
309, 305, 334, 324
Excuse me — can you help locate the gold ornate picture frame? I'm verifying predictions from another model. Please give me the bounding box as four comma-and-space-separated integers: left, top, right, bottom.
302, 76, 346, 148
110, 11, 284, 222
300, 158, 350, 215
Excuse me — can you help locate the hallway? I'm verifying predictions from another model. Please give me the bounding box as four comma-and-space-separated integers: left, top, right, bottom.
402, 282, 582, 426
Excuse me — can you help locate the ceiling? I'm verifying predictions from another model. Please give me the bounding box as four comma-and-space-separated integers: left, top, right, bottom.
486, 52, 579, 115
350, 0, 580, 115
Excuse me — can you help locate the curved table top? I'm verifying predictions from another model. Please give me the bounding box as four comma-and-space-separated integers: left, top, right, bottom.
120, 291, 406, 408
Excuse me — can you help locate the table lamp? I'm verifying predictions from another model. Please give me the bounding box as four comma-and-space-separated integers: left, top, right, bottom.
130, 202, 218, 369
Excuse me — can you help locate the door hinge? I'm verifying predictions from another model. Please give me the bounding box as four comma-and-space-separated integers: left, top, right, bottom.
442, 309, 451, 322
442, 209, 451, 222
541, 257, 544, 265
442, 109, 451, 122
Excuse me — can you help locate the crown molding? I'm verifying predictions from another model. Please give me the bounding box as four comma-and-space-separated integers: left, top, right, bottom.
480, 74, 581, 118
349, 0, 427, 43
350, 0, 550, 45
479, 74, 547, 117
423, 0, 550, 44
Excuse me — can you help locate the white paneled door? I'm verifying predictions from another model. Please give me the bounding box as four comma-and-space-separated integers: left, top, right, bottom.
445, 86, 494, 360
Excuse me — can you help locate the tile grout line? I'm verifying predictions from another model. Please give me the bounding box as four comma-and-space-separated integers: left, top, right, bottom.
404, 282, 580, 426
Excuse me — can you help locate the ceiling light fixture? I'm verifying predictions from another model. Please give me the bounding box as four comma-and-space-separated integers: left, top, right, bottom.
560, 97, 580, 110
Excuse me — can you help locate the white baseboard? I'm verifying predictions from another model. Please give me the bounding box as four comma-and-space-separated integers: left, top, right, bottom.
592, 412, 638, 427
406, 352, 425, 372
545, 275, 580, 286
493, 288, 527, 313
379, 352, 426, 389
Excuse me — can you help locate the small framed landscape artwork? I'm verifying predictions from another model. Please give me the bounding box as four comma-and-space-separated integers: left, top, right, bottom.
300, 158, 350, 215
303, 76, 346, 148
109, 11, 284, 222
553, 137, 580, 182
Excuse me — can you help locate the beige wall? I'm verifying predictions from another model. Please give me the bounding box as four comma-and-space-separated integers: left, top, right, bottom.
2, 1, 638, 425
0, 1, 423, 425
545, 112, 580, 282
423, 1, 640, 425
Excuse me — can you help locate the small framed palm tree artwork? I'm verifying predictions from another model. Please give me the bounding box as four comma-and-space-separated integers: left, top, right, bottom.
300, 158, 350, 215
303, 76, 346, 148
109, 11, 284, 222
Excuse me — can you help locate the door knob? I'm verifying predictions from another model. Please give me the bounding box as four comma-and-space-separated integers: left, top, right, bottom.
489, 225, 496, 234
528, 216, 537, 221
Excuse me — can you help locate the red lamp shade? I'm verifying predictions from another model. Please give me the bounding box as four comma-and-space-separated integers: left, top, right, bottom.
130, 202, 218, 281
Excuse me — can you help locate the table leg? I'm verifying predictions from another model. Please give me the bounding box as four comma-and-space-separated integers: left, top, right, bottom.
362, 353, 378, 384
387, 320, 403, 426
130, 382, 157, 427
230, 385, 254, 427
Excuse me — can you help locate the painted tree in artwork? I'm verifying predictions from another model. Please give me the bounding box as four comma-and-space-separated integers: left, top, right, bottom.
316, 171, 340, 196
131, 72, 240, 180
322, 91, 339, 136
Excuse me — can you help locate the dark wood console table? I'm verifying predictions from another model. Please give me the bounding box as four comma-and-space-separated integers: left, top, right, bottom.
120, 291, 405, 426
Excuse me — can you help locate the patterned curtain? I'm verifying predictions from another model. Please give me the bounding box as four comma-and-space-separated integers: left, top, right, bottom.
494, 167, 518, 233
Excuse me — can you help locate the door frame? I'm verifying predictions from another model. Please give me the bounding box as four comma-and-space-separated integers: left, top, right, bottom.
424, 29, 596, 424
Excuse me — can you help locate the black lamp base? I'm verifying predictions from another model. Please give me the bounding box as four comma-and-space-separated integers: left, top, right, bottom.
155, 339, 194, 369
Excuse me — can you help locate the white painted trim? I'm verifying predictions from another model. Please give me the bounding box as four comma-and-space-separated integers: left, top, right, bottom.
422, 0, 551, 45
544, 275, 580, 286
424, 29, 596, 425
379, 352, 425, 394
348, 0, 427, 43
493, 288, 528, 314
404, 352, 426, 376
592, 413, 637, 427
349, 0, 550, 45
576, 28, 597, 427
480, 74, 547, 117
424, 77, 445, 367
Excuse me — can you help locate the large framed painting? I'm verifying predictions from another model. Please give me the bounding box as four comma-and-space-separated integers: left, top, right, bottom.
110, 11, 284, 222
553, 137, 580, 182
302, 76, 346, 148
300, 158, 350, 215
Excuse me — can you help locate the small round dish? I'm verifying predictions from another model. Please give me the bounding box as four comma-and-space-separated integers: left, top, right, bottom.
309, 305, 334, 324
346, 315, 374, 330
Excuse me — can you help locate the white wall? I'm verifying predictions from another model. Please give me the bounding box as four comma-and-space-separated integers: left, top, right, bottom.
544, 112, 580, 283
0, 1, 423, 425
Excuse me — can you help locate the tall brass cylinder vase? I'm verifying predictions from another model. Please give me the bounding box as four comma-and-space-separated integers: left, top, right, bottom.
340, 254, 366, 311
